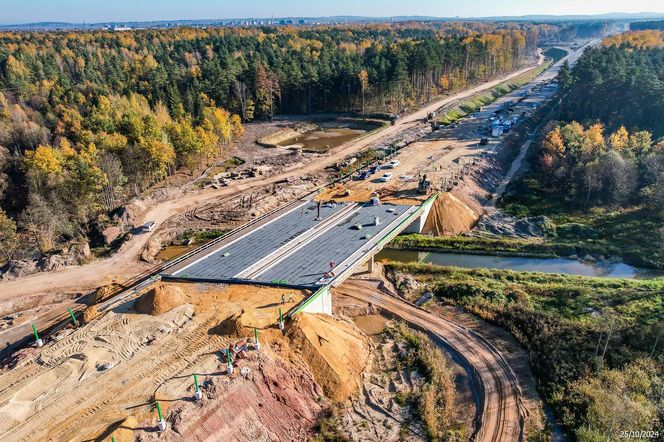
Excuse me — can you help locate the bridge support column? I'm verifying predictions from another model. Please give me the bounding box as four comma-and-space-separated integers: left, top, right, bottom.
299, 286, 332, 315
403, 195, 436, 234
367, 256, 375, 273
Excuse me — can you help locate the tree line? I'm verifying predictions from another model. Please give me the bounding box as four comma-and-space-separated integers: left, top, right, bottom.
559, 30, 664, 137
539, 121, 664, 211
630, 20, 664, 31
0, 23, 554, 119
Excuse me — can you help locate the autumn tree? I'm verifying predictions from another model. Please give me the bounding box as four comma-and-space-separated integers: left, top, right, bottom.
358, 69, 369, 115
254, 63, 281, 121
608, 126, 629, 151
0, 208, 16, 262
98, 152, 127, 212
539, 122, 655, 208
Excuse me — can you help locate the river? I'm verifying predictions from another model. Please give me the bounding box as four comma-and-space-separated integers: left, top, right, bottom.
376, 249, 661, 279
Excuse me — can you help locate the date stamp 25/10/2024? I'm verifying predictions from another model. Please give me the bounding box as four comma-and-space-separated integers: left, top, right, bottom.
619, 431, 660, 439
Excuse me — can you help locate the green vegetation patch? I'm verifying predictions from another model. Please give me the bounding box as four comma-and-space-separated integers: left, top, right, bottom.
173, 228, 227, 246
392, 234, 567, 258
500, 176, 664, 269
383, 322, 458, 441
386, 262, 664, 439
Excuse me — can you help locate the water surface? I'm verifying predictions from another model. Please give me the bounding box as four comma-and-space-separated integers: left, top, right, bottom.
376, 249, 661, 279
277, 127, 367, 153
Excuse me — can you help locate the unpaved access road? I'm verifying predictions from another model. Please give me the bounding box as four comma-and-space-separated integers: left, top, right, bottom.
0, 56, 545, 303
334, 279, 528, 442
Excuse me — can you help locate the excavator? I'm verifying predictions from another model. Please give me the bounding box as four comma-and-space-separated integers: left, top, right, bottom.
417, 173, 432, 194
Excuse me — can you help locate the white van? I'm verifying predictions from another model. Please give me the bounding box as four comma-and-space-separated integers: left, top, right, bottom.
144, 221, 157, 232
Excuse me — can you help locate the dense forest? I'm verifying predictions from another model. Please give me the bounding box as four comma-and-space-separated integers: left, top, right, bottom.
0, 22, 562, 264
0, 24, 556, 119
630, 20, 664, 31
554, 21, 612, 40
559, 30, 664, 137
536, 31, 664, 212
538, 121, 664, 211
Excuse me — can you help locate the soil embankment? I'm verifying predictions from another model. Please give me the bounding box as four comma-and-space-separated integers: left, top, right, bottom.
0, 281, 373, 441
422, 192, 483, 236
288, 313, 370, 402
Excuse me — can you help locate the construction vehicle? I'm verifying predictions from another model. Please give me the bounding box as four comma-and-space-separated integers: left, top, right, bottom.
417, 174, 432, 194
143, 221, 157, 232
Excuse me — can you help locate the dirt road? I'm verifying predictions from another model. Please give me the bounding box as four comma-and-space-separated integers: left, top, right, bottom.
0, 56, 545, 302
334, 279, 527, 442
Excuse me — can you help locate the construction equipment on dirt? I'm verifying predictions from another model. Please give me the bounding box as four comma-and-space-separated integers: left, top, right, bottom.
417, 174, 432, 194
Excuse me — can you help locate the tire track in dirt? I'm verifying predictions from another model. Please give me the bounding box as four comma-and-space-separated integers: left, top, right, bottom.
334, 279, 528, 442
0, 308, 225, 441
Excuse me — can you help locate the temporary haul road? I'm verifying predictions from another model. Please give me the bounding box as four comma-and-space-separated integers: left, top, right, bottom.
335, 279, 527, 442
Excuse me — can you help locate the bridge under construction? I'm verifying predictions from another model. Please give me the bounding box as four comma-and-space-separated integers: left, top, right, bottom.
162, 194, 437, 314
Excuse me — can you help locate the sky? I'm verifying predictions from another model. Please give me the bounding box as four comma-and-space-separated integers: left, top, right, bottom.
2, 0, 664, 24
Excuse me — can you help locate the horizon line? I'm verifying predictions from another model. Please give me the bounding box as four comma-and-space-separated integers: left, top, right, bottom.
1, 11, 663, 27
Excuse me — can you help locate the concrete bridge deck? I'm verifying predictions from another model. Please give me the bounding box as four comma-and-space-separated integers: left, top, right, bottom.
162, 194, 436, 313
163, 196, 434, 287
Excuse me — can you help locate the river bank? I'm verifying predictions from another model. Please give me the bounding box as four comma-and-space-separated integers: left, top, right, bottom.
376, 248, 662, 279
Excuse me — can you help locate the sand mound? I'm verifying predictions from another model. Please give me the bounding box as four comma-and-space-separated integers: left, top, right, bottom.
287, 313, 370, 402
91, 283, 124, 304
422, 192, 481, 236
209, 304, 246, 336
134, 284, 185, 315
82, 306, 99, 324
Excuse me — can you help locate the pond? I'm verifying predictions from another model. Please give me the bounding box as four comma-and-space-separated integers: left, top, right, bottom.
276, 121, 380, 153
375, 249, 661, 280
155, 244, 197, 261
